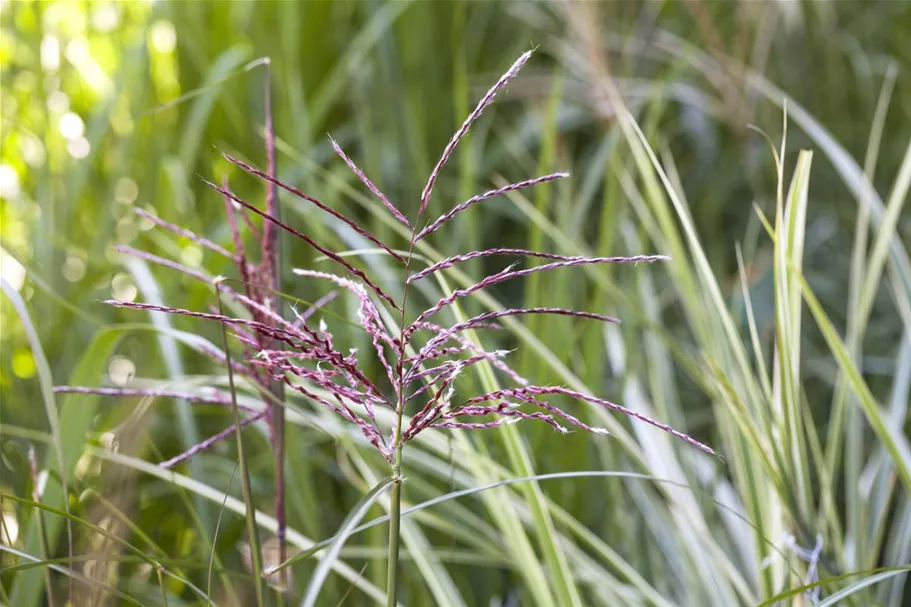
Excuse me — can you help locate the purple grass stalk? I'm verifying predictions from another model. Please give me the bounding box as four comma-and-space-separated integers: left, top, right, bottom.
253, 349, 329, 364
198, 344, 260, 380
273, 360, 381, 421
411, 255, 669, 327
160, 410, 268, 469
262, 64, 279, 283
403, 346, 468, 365
114, 244, 311, 361
53, 386, 252, 409
114, 245, 213, 284
221, 153, 406, 263
222, 179, 248, 267
416, 172, 569, 242
416, 307, 620, 357
402, 365, 461, 441
465, 386, 716, 455
256, 358, 387, 414
134, 208, 235, 260
445, 392, 607, 438
291, 290, 339, 328
153, 285, 382, 403
328, 135, 411, 227
405, 350, 510, 390
239, 205, 265, 246
105, 300, 304, 349
410, 250, 668, 283
403, 369, 450, 403
430, 419, 520, 431
231, 330, 263, 350
269, 371, 389, 457
221, 178, 256, 306
203, 178, 400, 309
442, 405, 568, 433
292, 269, 397, 391
261, 62, 290, 574
406, 360, 464, 385
418, 50, 533, 217
408, 322, 529, 386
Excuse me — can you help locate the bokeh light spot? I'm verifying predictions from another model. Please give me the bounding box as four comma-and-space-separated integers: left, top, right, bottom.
150, 21, 176, 54
62, 256, 86, 282
108, 356, 135, 386
11, 348, 36, 379
59, 111, 85, 140
111, 272, 137, 301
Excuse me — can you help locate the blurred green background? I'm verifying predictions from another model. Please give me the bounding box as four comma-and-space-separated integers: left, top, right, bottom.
1, 1, 910, 606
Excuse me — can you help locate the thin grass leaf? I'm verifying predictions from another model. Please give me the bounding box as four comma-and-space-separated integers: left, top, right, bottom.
26, 447, 55, 607
0, 545, 147, 607
2, 277, 73, 605
208, 464, 238, 607
10, 327, 122, 607
754, 567, 911, 607
86, 448, 393, 605
299, 477, 394, 607
409, 250, 666, 283
796, 269, 911, 493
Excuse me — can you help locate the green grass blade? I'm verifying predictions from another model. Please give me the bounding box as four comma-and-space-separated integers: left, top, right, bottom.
796, 271, 911, 493
87, 448, 392, 605
125, 255, 211, 535
299, 477, 394, 607
754, 566, 911, 607
0, 545, 149, 607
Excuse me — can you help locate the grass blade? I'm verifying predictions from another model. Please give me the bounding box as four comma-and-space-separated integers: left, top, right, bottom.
2, 277, 72, 606
299, 477, 394, 607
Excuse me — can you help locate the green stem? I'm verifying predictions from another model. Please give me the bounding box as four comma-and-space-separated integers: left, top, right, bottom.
386, 211, 421, 607
385, 444, 403, 607
216, 281, 264, 607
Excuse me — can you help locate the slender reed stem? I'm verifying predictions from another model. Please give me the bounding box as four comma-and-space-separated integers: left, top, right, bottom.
386, 204, 422, 606
217, 281, 265, 607
157, 566, 170, 607
262, 58, 288, 600
385, 447, 403, 607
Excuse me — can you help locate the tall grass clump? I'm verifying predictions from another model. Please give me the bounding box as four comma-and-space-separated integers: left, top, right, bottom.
52, 50, 713, 604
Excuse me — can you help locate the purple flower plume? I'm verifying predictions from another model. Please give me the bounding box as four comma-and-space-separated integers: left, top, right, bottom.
411, 255, 668, 328
418, 50, 533, 217
221, 153, 405, 262
410, 251, 669, 283
416, 172, 569, 242
76, 50, 713, 505
328, 136, 411, 227
203, 177, 400, 310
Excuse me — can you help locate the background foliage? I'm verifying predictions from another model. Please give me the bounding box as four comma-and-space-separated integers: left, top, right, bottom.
1, 1, 910, 605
